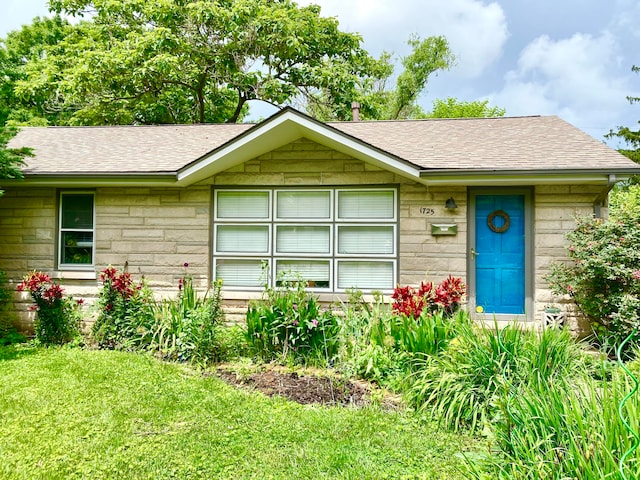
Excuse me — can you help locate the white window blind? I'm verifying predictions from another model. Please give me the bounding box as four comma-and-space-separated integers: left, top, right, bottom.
276, 226, 330, 254
337, 226, 394, 255
337, 261, 394, 290
276, 260, 330, 284
216, 191, 269, 219
337, 190, 394, 219
276, 191, 331, 219
216, 225, 269, 253
216, 259, 265, 287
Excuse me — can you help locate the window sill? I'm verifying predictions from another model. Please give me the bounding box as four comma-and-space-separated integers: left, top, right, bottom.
51, 270, 97, 281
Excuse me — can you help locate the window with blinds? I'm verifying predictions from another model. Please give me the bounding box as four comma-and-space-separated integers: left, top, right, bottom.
213, 188, 397, 291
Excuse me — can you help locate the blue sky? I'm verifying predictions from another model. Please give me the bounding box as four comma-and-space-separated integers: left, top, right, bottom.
2, 0, 639, 146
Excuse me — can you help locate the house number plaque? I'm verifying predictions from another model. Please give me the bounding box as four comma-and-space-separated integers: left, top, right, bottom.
419, 207, 436, 216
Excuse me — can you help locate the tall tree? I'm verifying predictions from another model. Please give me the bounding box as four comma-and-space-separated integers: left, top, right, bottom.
0, 16, 72, 126
425, 97, 505, 118
0, 126, 31, 196
306, 35, 455, 121
16, 0, 383, 125
606, 65, 640, 164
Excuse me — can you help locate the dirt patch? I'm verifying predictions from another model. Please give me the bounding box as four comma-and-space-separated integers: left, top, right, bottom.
213, 364, 401, 409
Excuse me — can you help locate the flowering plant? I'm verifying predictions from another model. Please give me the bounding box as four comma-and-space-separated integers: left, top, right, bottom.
391, 275, 466, 319
92, 265, 155, 349
246, 274, 339, 364
547, 210, 640, 355
17, 270, 81, 345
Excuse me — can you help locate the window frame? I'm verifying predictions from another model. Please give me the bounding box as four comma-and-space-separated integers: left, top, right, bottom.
213, 186, 398, 292
58, 190, 96, 270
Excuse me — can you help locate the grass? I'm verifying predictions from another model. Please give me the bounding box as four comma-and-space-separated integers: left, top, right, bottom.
0, 345, 479, 479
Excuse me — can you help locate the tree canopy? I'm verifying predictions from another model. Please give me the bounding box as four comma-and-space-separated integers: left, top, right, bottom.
425, 97, 505, 119
11, 0, 384, 125
0, 126, 31, 196
1, 1, 505, 125
0, 16, 72, 126
606, 65, 640, 164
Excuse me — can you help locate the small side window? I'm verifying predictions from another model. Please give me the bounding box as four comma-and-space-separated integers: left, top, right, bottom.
59, 192, 95, 268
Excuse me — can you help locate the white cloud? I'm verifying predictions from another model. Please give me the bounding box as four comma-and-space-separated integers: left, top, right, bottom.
490, 31, 633, 137
298, 0, 509, 78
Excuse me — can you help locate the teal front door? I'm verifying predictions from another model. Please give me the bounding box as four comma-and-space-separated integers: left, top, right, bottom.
472, 193, 526, 315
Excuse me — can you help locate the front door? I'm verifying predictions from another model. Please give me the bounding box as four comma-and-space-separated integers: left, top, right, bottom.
470, 190, 530, 319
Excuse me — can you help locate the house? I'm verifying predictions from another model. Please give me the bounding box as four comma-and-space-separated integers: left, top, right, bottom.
3, 107, 640, 332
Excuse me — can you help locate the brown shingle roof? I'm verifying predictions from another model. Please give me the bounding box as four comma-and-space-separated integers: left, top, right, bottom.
10, 123, 253, 174
9, 113, 640, 175
330, 116, 636, 171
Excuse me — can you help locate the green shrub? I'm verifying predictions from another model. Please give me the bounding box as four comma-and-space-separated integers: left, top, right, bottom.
336, 289, 470, 388
17, 271, 81, 345
245, 277, 339, 365
408, 323, 587, 432
91, 266, 155, 350
151, 273, 225, 366
0, 271, 25, 345
548, 207, 640, 355
472, 366, 640, 479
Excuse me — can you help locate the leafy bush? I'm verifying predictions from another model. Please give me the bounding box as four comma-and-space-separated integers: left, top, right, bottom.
336, 286, 469, 388
408, 323, 587, 432
17, 271, 81, 345
0, 271, 25, 345
548, 208, 640, 355
472, 365, 640, 479
245, 277, 339, 365
151, 271, 225, 366
91, 266, 155, 350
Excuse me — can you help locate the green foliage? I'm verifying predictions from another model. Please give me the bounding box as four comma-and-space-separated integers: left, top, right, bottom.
0, 125, 30, 196
334, 287, 470, 388
12, 0, 383, 125
0, 16, 72, 127
17, 271, 81, 345
0, 271, 25, 345
472, 364, 640, 479
91, 266, 155, 350
0, 347, 476, 479
547, 209, 640, 355
246, 277, 339, 365
426, 97, 506, 118
407, 323, 587, 432
308, 34, 455, 121
606, 65, 640, 166
150, 274, 225, 366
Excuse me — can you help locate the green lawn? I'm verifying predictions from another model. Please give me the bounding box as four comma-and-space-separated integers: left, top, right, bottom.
0, 346, 479, 479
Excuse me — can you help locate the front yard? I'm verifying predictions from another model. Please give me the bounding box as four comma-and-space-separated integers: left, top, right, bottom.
0, 346, 478, 479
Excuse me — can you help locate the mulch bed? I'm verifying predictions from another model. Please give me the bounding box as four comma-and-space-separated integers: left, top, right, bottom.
213, 365, 401, 409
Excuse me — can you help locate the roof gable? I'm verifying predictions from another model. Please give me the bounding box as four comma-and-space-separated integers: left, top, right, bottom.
175, 107, 421, 186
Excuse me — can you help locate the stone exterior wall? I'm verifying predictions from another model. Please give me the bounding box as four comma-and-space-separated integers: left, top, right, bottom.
534, 184, 604, 334
0, 138, 606, 332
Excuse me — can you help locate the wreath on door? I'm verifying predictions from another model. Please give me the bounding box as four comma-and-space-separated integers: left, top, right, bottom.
487, 209, 510, 233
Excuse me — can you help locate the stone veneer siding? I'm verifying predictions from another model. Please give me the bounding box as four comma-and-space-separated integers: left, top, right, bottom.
0, 139, 605, 331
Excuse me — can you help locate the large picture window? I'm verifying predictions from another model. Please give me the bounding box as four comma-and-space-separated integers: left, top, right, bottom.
213, 188, 397, 292
59, 192, 95, 268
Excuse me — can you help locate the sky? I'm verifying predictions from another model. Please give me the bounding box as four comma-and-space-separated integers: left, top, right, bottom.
2, 0, 639, 146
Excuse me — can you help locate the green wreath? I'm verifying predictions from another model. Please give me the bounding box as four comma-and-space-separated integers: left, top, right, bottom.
487, 210, 510, 233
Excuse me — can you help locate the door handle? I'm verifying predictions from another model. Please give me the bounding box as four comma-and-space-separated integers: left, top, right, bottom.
471, 248, 479, 259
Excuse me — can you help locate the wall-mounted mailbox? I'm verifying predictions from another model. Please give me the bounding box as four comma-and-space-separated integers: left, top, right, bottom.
431, 223, 458, 236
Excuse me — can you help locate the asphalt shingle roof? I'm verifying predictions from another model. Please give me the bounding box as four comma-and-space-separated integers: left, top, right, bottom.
9, 114, 640, 175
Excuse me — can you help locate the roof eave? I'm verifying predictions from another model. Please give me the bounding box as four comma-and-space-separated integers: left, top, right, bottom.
419, 168, 640, 186
6, 173, 178, 187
